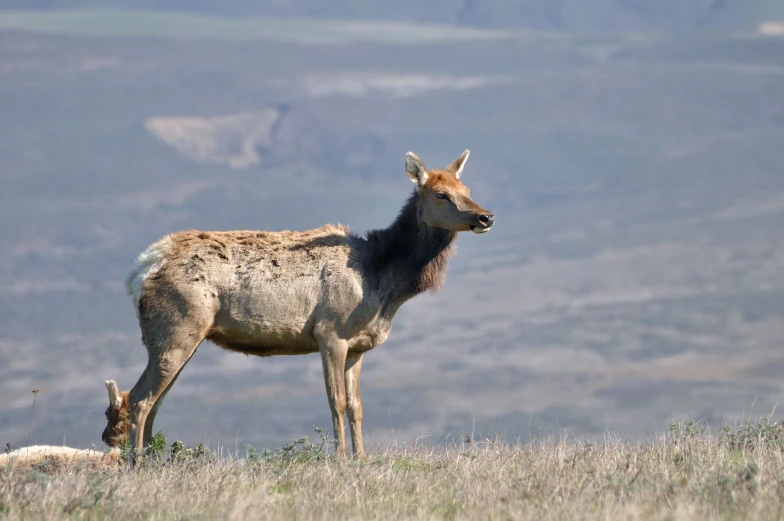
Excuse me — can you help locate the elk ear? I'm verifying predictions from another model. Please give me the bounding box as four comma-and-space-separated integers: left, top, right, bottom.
105, 380, 122, 409
405, 152, 428, 188
446, 149, 470, 179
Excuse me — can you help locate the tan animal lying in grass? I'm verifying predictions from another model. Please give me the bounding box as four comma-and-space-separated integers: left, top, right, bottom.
1, 382, 126, 470
0, 445, 122, 470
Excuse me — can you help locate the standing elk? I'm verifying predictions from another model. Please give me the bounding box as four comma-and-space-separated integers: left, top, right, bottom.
104, 150, 494, 464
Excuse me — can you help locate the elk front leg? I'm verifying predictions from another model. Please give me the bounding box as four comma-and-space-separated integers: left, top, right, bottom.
128, 326, 205, 467
345, 353, 365, 458
318, 335, 349, 459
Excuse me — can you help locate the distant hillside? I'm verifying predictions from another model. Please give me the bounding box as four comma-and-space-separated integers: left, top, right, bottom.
0, 19, 783, 452
1, 0, 784, 32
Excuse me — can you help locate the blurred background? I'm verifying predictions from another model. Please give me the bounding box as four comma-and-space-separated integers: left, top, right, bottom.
1, 1, 783, 452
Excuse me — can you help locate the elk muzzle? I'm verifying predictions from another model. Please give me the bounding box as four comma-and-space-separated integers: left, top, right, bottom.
470, 212, 495, 234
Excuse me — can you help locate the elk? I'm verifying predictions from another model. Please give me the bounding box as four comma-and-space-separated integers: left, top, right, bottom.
106, 150, 494, 464
103, 380, 130, 449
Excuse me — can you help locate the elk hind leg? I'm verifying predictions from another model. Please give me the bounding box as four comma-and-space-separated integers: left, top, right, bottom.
345, 353, 365, 458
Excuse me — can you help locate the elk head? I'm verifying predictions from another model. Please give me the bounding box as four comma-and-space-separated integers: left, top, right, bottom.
102, 380, 130, 448
405, 149, 494, 234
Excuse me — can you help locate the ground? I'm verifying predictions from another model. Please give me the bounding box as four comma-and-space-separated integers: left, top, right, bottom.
1, 421, 783, 520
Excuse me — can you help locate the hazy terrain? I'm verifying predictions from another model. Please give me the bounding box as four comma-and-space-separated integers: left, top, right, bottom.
0, 5, 783, 453
3, 0, 784, 31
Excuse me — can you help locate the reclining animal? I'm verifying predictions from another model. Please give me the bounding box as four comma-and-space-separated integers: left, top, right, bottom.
0, 445, 121, 469
1, 382, 126, 469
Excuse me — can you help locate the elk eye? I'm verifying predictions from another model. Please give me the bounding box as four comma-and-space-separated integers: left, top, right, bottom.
436, 193, 448, 200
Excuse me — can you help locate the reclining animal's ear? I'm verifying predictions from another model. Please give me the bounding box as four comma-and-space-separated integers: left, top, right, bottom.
446, 149, 470, 179
105, 380, 122, 409
405, 152, 428, 189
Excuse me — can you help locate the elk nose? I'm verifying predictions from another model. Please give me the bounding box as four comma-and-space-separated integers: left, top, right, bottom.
479, 213, 494, 225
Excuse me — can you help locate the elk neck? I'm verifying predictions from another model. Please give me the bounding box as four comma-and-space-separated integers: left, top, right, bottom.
363, 191, 457, 305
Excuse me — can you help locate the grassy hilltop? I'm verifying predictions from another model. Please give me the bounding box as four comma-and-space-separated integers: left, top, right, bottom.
2, 420, 784, 520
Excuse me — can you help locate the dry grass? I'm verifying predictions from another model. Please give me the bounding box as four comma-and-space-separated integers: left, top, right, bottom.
2, 421, 784, 520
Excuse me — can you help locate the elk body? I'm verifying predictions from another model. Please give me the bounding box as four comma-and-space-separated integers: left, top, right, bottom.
106, 150, 494, 463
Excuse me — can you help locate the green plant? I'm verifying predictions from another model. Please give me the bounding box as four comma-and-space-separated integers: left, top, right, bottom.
246, 427, 332, 469
720, 419, 784, 451
117, 430, 170, 464
117, 435, 132, 463
149, 431, 167, 462
245, 445, 261, 464
669, 419, 706, 443
169, 441, 211, 464
169, 440, 185, 462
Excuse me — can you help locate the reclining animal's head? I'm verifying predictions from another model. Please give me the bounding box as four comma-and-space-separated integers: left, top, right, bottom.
102, 380, 130, 448
405, 149, 494, 234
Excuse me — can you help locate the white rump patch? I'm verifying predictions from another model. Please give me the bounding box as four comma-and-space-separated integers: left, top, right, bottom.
124, 235, 173, 316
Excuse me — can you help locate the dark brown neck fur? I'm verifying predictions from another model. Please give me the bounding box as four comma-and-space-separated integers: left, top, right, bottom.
364, 191, 456, 304
104, 392, 130, 449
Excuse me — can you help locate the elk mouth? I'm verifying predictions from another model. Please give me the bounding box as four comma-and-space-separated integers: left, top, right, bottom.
470, 224, 492, 234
